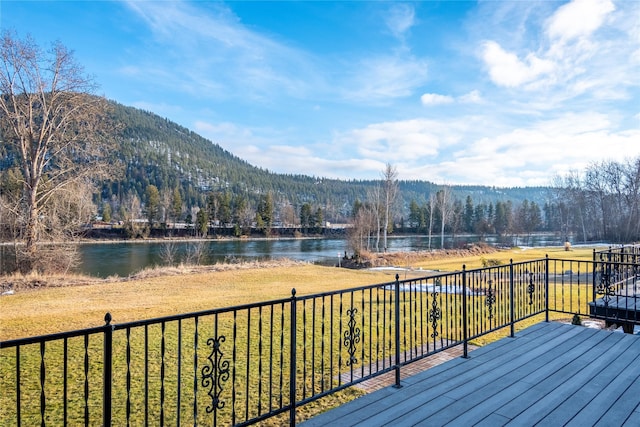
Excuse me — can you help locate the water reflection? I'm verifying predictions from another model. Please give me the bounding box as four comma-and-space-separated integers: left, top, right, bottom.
0, 234, 568, 278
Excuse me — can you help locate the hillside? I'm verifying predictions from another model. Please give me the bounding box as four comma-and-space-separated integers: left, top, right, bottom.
100, 101, 550, 223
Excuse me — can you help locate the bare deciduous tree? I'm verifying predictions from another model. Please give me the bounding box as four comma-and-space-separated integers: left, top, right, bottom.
382, 163, 399, 252
0, 32, 115, 272
436, 186, 453, 249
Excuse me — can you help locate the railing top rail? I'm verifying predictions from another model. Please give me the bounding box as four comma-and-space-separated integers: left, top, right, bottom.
0, 324, 108, 349
595, 245, 640, 255
111, 294, 295, 331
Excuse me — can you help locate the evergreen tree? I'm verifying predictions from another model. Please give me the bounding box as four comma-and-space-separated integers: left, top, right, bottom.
196, 208, 208, 237
145, 185, 160, 226
171, 186, 182, 224
314, 207, 324, 233
409, 199, 421, 229
256, 192, 274, 234
464, 196, 474, 233
300, 203, 312, 233
102, 202, 112, 223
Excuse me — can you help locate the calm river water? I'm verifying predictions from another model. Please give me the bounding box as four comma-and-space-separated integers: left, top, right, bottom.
0, 234, 567, 278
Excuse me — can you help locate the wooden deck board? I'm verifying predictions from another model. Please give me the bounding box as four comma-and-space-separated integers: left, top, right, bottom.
301, 322, 640, 427
401, 328, 607, 425
593, 363, 640, 427
507, 333, 637, 425
349, 324, 576, 426
542, 337, 640, 426
440, 328, 607, 425
494, 331, 625, 421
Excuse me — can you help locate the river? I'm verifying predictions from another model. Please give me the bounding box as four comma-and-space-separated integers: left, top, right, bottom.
1, 234, 567, 278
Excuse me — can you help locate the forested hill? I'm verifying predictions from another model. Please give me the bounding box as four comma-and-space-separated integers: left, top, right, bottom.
101, 101, 550, 222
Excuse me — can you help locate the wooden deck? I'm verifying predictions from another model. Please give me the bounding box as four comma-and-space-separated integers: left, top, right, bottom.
301, 322, 640, 426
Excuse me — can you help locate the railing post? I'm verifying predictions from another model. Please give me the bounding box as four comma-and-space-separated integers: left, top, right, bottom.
289, 289, 297, 427
103, 312, 113, 427
394, 274, 402, 388
545, 255, 550, 322
592, 249, 597, 303
509, 260, 515, 338
462, 266, 468, 358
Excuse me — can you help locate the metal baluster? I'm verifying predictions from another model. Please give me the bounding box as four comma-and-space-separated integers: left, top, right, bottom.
177, 319, 182, 427
104, 313, 113, 427
193, 317, 198, 427
144, 325, 148, 427
245, 309, 251, 420
16, 346, 21, 425
269, 304, 274, 413
289, 289, 297, 427
509, 261, 515, 337
368, 288, 372, 376
462, 266, 468, 358
40, 341, 45, 427
232, 311, 238, 425
321, 296, 326, 392
311, 298, 316, 397
302, 300, 306, 398
278, 304, 284, 409
84, 335, 89, 427
258, 306, 263, 414
160, 321, 165, 427
63, 337, 68, 426
394, 274, 401, 388
338, 293, 343, 385
329, 294, 334, 387
375, 287, 380, 371
402, 282, 407, 362
126, 327, 131, 426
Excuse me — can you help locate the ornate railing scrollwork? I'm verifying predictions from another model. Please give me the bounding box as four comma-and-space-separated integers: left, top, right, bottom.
527, 272, 535, 306
485, 280, 495, 320
429, 284, 441, 339
201, 336, 230, 414
343, 308, 361, 366
596, 264, 614, 305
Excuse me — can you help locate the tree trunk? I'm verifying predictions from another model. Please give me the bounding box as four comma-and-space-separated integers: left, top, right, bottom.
23, 186, 39, 272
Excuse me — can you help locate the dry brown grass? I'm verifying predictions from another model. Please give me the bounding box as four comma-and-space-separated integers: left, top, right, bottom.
0, 245, 601, 341
0, 263, 396, 340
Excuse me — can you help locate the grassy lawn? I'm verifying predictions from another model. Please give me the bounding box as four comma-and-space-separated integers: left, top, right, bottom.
0, 245, 602, 425
0, 264, 397, 341
0, 246, 601, 340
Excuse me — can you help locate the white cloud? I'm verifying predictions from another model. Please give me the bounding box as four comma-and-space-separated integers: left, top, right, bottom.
444, 112, 640, 186
335, 118, 467, 167
546, 0, 615, 42
481, 41, 554, 88
421, 93, 454, 105
124, 1, 321, 101
478, 0, 636, 104
345, 55, 429, 101
421, 90, 483, 106
385, 3, 416, 40
459, 90, 483, 104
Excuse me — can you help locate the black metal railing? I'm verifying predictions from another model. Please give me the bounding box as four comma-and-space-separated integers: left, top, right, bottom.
1, 248, 639, 426
589, 246, 640, 329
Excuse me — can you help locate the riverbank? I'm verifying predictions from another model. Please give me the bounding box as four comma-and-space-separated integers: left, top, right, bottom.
0, 243, 495, 293
0, 245, 600, 340
0, 258, 308, 294
0, 243, 587, 295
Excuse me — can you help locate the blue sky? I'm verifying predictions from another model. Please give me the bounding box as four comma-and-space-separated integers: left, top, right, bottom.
2, 0, 639, 186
